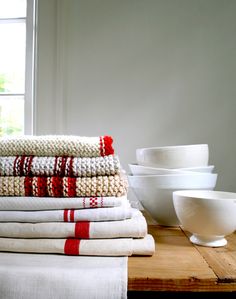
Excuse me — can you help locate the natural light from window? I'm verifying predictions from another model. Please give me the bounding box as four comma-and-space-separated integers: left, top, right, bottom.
0, 0, 26, 136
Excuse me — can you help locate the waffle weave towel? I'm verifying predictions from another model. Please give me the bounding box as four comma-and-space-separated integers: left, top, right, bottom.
0, 135, 114, 157
0, 174, 128, 197
0, 234, 155, 256
0, 155, 120, 177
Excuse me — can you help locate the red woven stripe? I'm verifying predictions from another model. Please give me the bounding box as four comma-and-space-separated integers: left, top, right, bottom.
68, 157, 74, 177
19, 156, 26, 176
67, 177, 76, 197
75, 222, 90, 238
27, 156, 34, 176
61, 157, 67, 176
37, 177, 48, 197
103, 136, 114, 156
64, 210, 68, 222
13, 156, 19, 176
64, 239, 80, 255
24, 176, 33, 196
52, 177, 63, 197
70, 210, 75, 222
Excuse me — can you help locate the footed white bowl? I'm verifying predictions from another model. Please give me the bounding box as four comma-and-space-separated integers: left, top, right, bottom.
128, 173, 217, 226
136, 144, 209, 169
173, 190, 236, 247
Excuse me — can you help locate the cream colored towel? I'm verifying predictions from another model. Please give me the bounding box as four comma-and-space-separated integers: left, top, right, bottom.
0, 174, 128, 197
0, 204, 135, 222
0, 234, 155, 256
0, 253, 128, 299
0, 195, 126, 210
0, 212, 147, 239
0, 135, 114, 157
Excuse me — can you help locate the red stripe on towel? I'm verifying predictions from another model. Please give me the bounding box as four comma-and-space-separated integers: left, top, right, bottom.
64, 239, 80, 255
103, 135, 114, 156
67, 177, 76, 197
75, 222, 90, 238
24, 176, 33, 196
13, 156, 19, 176
52, 177, 63, 197
37, 177, 48, 197
64, 210, 68, 222
70, 210, 75, 222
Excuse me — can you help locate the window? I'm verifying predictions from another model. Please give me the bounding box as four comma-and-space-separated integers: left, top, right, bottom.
0, 0, 36, 136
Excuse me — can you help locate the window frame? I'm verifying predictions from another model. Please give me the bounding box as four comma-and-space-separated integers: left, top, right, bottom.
0, 0, 37, 135
25, 0, 37, 135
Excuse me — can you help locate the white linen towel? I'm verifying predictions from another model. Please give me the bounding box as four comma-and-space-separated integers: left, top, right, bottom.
0, 195, 126, 210
0, 252, 127, 299
0, 212, 147, 239
0, 204, 136, 222
0, 234, 155, 256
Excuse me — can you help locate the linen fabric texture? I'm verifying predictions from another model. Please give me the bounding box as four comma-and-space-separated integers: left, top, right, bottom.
0, 212, 147, 239
0, 234, 155, 256
0, 203, 135, 222
0, 253, 128, 299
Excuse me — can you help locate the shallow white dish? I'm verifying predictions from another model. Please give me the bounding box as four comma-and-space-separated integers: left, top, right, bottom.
173, 190, 236, 247
128, 173, 217, 226
128, 163, 214, 176
136, 144, 209, 169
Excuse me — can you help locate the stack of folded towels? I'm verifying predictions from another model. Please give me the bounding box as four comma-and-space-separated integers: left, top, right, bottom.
0, 135, 154, 256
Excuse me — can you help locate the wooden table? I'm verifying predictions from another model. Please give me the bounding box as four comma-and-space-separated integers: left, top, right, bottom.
128, 216, 236, 295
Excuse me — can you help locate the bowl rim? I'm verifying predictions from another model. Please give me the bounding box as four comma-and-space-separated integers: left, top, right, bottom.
136, 144, 208, 151
128, 163, 214, 171
173, 190, 236, 200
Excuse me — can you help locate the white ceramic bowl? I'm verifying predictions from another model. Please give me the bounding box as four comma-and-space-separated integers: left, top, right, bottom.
136, 144, 209, 169
128, 173, 217, 226
173, 190, 236, 247
128, 163, 214, 176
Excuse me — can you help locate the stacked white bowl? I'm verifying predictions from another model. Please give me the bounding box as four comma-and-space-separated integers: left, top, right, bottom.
128, 144, 218, 226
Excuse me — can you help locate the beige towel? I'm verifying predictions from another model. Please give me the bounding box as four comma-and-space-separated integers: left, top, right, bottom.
0, 135, 114, 157
0, 174, 128, 197
0, 203, 135, 222
0, 253, 128, 299
0, 212, 147, 239
0, 234, 155, 256
0, 195, 126, 210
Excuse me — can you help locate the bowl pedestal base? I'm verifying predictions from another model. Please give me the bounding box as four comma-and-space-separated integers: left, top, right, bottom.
190, 234, 227, 247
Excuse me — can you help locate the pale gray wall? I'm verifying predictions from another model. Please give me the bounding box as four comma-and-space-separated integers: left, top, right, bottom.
36, 0, 236, 192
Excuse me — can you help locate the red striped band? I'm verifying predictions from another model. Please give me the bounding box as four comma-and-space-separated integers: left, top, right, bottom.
70, 210, 75, 222
64, 239, 80, 255
64, 210, 69, 222
75, 222, 90, 238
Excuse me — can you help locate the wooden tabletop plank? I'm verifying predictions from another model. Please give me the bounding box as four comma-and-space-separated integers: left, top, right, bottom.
128, 224, 236, 292
191, 232, 236, 282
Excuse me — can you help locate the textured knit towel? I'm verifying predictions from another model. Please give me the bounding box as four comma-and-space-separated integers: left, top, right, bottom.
0, 234, 155, 256
0, 174, 128, 197
0, 195, 126, 210
0, 205, 136, 222
0, 212, 147, 239
0, 155, 120, 177
0, 135, 114, 157
0, 253, 128, 299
